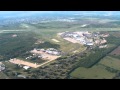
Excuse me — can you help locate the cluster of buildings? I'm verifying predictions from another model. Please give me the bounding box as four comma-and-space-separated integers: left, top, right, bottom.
38, 48, 61, 56
26, 48, 61, 60
26, 55, 33, 60
60, 31, 109, 48
17, 64, 30, 70
25, 53, 45, 60
32, 48, 61, 56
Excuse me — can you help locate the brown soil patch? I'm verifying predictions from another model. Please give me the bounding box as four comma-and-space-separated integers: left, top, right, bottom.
110, 46, 120, 56
9, 58, 39, 68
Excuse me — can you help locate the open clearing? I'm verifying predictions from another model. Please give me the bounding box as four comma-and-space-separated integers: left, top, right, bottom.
110, 46, 120, 56
51, 34, 86, 54
52, 39, 60, 42
63, 37, 80, 44
70, 64, 115, 79
9, 57, 60, 68
99, 56, 120, 70
9, 58, 40, 68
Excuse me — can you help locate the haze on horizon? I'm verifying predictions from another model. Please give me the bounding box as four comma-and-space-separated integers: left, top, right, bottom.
0, 11, 120, 16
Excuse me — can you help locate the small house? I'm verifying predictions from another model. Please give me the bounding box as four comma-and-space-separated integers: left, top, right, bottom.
23, 66, 30, 70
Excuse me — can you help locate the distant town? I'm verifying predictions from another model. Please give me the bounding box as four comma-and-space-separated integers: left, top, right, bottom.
59, 31, 109, 48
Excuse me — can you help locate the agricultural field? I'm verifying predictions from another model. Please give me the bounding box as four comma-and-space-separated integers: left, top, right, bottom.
110, 46, 120, 56
70, 64, 116, 79
70, 55, 120, 79
99, 56, 120, 70
109, 46, 120, 59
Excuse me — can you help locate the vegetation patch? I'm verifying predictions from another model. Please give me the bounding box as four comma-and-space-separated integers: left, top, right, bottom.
70, 64, 115, 79
99, 56, 120, 70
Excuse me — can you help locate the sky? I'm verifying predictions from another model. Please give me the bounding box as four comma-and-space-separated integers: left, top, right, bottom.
0, 11, 120, 17
0, 11, 117, 14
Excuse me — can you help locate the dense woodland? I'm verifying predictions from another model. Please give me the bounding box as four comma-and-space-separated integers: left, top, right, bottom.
0, 32, 61, 62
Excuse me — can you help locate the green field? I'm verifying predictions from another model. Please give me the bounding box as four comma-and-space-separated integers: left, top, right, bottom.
50, 35, 86, 54
99, 56, 120, 70
70, 56, 120, 79
70, 64, 116, 79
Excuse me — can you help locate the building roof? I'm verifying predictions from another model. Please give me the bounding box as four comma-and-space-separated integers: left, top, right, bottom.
23, 66, 30, 70
86, 42, 94, 46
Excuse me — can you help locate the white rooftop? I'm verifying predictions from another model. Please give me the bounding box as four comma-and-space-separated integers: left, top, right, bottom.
23, 66, 30, 70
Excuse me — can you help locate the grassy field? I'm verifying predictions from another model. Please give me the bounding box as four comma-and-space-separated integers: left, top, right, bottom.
0, 72, 9, 79
70, 64, 116, 79
99, 56, 120, 70
52, 35, 86, 54
70, 55, 120, 79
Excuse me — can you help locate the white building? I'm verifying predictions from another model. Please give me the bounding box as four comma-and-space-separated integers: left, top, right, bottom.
52, 51, 59, 55
86, 42, 94, 46
72, 34, 79, 38
23, 66, 30, 70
